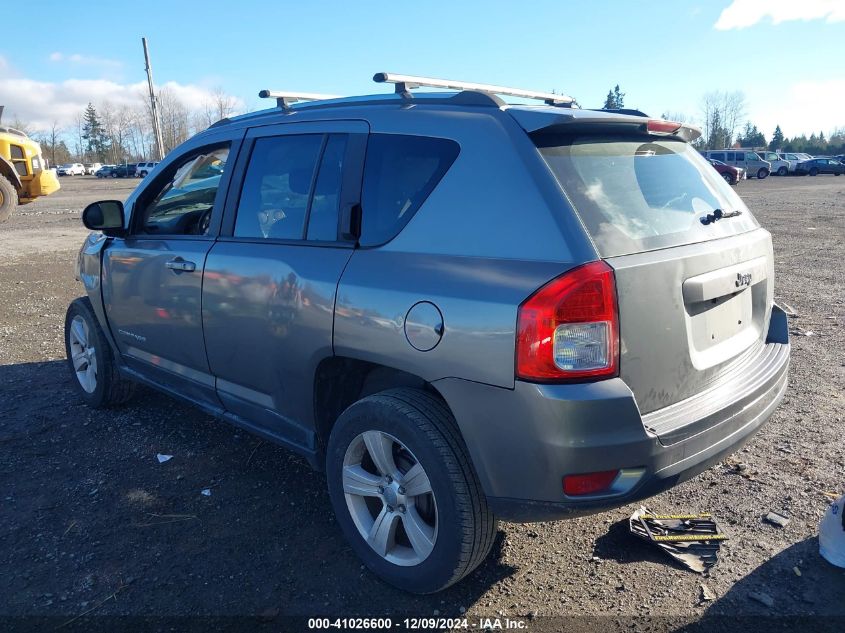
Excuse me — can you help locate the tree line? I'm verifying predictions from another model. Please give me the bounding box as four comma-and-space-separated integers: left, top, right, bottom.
21, 86, 240, 167
602, 85, 845, 156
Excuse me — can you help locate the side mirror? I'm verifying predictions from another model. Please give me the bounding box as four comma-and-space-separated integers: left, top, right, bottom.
82, 200, 126, 236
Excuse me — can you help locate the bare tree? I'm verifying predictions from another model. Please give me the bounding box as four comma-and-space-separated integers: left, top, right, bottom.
72, 113, 86, 161
700, 91, 746, 149
199, 87, 238, 129
42, 121, 65, 165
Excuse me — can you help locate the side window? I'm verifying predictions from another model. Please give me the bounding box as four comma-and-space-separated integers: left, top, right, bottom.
725, 152, 735, 161
711, 152, 725, 162
360, 134, 459, 246
307, 134, 348, 241
234, 135, 323, 240
10, 144, 28, 177
139, 145, 229, 236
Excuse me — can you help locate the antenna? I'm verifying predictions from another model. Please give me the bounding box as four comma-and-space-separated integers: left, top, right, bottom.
142, 37, 165, 161
373, 72, 575, 106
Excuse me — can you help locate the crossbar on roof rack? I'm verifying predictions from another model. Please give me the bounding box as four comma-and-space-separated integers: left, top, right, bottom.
258, 90, 342, 110
373, 72, 575, 106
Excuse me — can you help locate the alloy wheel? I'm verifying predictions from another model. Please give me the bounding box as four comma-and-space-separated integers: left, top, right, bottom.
342, 431, 438, 566
68, 315, 97, 393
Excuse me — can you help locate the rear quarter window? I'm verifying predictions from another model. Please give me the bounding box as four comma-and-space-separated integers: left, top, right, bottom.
536, 135, 760, 257
359, 134, 459, 246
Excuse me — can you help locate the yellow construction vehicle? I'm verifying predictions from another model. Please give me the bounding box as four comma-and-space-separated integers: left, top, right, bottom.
0, 106, 60, 223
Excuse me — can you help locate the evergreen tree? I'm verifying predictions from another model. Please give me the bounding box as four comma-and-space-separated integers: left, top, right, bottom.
602, 84, 625, 109
613, 84, 625, 109
769, 125, 784, 150
737, 122, 766, 148
81, 103, 109, 162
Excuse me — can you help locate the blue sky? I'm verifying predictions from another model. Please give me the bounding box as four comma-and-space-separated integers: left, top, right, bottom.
1, 0, 843, 139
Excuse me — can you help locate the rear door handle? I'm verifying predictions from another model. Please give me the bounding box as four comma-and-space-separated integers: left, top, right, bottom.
165, 258, 197, 272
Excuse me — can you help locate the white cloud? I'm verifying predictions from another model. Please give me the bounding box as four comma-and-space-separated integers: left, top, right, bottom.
751, 79, 845, 139
715, 0, 845, 30
48, 51, 123, 68
0, 76, 244, 132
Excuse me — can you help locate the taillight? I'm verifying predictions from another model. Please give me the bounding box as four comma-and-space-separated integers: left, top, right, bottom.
647, 119, 682, 135
516, 261, 619, 382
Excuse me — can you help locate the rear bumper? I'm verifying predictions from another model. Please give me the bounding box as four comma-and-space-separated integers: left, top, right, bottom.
434, 305, 790, 523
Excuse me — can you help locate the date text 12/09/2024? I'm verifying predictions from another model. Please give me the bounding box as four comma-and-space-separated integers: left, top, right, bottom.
307, 617, 528, 630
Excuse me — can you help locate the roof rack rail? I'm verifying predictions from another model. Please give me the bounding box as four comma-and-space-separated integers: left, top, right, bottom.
373, 72, 575, 107
258, 89, 342, 111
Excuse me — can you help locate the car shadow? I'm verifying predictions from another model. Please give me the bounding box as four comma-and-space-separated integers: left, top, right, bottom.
0, 360, 517, 618
592, 518, 678, 568
669, 537, 845, 633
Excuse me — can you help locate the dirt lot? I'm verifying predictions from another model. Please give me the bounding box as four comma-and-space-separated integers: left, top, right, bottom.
1, 175, 843, 631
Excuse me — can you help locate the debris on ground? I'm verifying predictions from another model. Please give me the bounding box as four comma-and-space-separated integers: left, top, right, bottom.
156, 454, 173, 463
201, 489, 212, 497
764, 511, 791, 528
699, 584, 716, 603
629, 507, 727, 573
724, 459, 757, 480
748, 591, 775, 608
819, 493, 845, 568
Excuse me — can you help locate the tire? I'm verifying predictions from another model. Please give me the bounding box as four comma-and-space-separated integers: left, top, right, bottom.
809, 168, 819, 176
140, 171, 148, 178
757, 168, 769, 179
326, 388, 498, 594
64, 297, 136, 408
0, 174, 18, 224
722, 173, 733, 184
111, 172, 118, 178
777, 166, 788, 176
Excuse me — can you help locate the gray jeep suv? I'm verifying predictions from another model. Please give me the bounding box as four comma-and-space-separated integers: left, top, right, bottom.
65, 73, 790, 594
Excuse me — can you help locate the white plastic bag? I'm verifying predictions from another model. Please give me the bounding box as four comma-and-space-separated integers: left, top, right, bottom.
819, 494, 845, 568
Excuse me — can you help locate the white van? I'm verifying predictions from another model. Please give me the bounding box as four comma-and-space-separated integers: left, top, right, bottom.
757, 151, 792, 176
703, 149, 771, 179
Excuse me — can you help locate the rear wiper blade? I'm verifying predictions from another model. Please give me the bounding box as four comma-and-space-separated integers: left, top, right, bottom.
700, 209, 742, 225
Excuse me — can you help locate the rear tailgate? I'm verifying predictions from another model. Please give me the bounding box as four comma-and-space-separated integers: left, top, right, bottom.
534, 130, 772, 416
607, 229, 773, 413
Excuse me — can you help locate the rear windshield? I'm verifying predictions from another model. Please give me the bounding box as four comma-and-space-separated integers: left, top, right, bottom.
536, 135, 760, 257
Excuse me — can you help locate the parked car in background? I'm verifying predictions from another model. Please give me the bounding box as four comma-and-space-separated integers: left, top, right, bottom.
795, 158, 845, 176
57, 163, 85, 176
135, 161, 159, 177
112, 163, 138, 178
65, 74, 790, 593
778, 152, 812, 164
702, 149, 770, 179
95, 165, 117, 178
706, 158, 744, 185
757, 151, 792, 176
84, 163, 103, 175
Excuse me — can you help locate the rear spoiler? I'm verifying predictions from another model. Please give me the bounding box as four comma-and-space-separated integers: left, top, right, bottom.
507, 108, 702, 144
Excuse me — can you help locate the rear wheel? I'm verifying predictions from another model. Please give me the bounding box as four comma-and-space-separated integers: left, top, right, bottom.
0, 174, 17, 223
777, 166, 788, 176
64, 297, 136, 408
326, 388, 497, 593
809, 168, 819, 176
721, 172, 734, 185
757, 168, 769, 179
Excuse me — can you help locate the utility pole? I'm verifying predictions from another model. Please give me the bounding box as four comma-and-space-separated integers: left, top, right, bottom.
142, 37, 165, 161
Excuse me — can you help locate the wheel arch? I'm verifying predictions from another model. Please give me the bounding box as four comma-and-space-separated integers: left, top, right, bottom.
0, 156, 22, 190
312, 357, 454, 464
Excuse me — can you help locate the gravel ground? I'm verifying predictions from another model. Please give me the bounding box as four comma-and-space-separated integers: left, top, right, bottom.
0, 175, 843, 631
